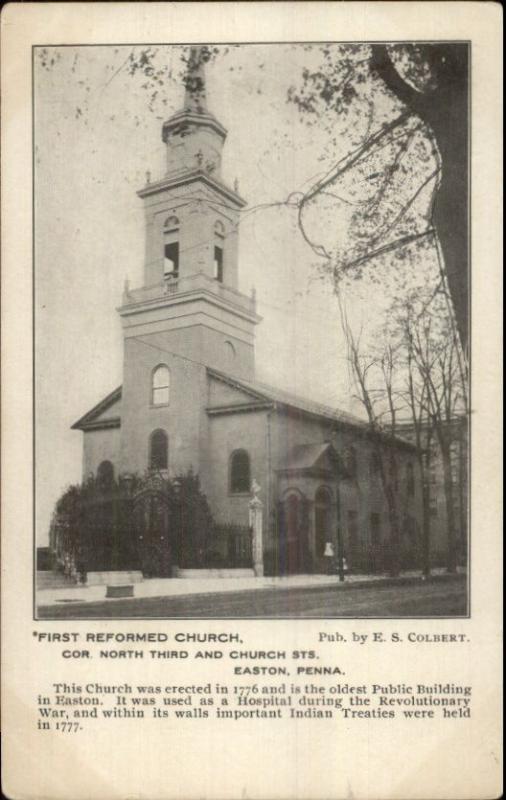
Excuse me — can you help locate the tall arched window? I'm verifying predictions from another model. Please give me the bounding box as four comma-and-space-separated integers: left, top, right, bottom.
230, 449, 250, 494
151, 364, 170, 406
97, 460, 114, 487
214, 220, 225, 282
163, 215, 180, 278
314, 487, 332, 558
149, 429, 168, 471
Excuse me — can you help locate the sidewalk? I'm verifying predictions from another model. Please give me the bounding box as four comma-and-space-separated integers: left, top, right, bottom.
36, 568, 465, 608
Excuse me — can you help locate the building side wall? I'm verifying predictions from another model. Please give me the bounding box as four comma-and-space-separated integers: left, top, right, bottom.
270, 411, 423, 569
203, 410, 269, 530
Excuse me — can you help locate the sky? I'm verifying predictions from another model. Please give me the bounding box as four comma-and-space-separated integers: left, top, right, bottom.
34, 43, 442, 544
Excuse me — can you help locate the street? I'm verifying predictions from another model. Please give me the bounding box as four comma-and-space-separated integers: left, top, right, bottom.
37, 574, 467, 619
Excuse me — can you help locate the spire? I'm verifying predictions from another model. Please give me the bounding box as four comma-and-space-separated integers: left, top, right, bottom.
183, 46, 207, 113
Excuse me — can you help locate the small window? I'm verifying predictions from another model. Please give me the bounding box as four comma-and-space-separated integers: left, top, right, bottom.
214, 245, 224, 282
152, 365, 170, 406
149, 429, 168, 471
164, 216, 180, 278
230, 450, 250, 494
214, 220, 225, 282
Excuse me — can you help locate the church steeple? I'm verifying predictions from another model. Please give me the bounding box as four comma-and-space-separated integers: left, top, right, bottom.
131, 42, 253, 331
161, 46, 227, 178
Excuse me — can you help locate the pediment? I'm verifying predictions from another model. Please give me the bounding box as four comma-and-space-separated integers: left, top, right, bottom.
71, 386, 122, 430
207, 371, 266, 409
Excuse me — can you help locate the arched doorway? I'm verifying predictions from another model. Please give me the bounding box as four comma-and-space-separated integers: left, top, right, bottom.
314, 487, 333, 562
278, 491, 311, 574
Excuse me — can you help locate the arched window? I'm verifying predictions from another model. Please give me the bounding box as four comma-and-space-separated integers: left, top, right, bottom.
97, 460, 114, 487
151, 364, 170, 406
286, 493, 300, 535
149, 429, 168, 471
314, 487, 332, 558
163, 215, 180, 278
213, 220, 225, 282
230, 449, 250, 494
406, 462, 415, 496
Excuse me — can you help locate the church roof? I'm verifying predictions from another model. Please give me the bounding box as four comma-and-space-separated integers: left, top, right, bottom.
278, 442, 348, 477
207, 368, 416, 449
286, 442, 338, 469
207, 368, 366, 429
71, 370, 414, 451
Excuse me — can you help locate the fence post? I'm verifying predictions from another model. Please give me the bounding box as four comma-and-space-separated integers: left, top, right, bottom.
249, 481, 264, 577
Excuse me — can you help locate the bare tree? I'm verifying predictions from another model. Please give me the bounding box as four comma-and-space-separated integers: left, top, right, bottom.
339, 302, 404, 576
392, 283, 467, 574
290, 43, 469, 350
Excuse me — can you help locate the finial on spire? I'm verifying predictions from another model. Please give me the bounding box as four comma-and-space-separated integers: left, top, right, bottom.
183, 46, 207, 113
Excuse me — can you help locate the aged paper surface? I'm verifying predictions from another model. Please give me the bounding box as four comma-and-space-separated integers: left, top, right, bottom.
1, 2, 502, 799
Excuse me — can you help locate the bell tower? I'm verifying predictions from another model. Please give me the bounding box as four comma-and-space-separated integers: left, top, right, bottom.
117, 47, 260, 476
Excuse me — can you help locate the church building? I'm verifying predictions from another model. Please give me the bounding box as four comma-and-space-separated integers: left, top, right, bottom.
72, 48, 422, 577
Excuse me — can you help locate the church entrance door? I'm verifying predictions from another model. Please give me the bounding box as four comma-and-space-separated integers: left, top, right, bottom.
278, 493, 311, 575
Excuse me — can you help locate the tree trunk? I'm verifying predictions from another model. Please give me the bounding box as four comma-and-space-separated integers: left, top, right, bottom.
378, 458, 402, 577
440, 443, 458, 573
421, 476, 432, 577
371, 44, 469, 351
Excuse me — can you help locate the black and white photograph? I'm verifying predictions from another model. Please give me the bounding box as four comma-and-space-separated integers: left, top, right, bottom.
2, 6, 503, 800
34, 41, 470, 620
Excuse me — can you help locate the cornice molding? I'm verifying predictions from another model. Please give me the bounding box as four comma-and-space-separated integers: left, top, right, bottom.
76, 417, 121, 432
206, 402, 274, 416
137, 169, 246, 209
